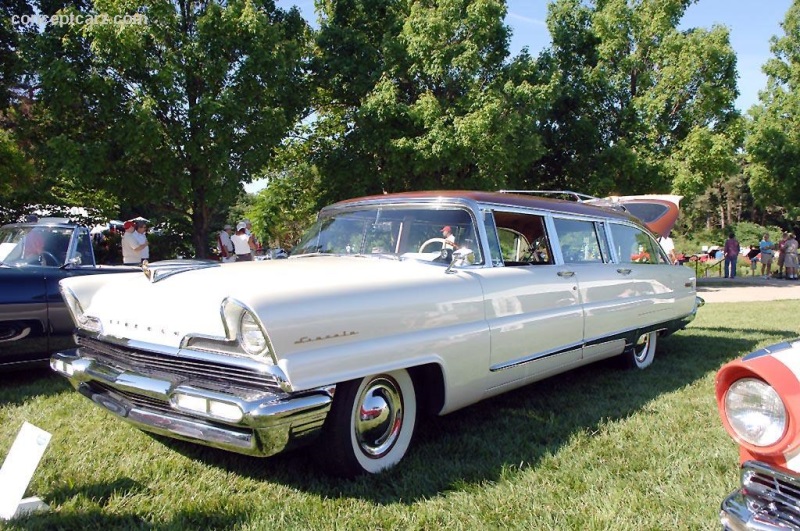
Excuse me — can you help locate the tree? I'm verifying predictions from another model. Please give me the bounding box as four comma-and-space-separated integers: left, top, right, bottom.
532, 0, 739, 198
310, 0, 547, 204
29, 0, 311, 256
746, 1, 800, 221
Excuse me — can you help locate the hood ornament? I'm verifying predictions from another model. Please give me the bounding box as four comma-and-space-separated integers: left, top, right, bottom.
141, 259, 219, 283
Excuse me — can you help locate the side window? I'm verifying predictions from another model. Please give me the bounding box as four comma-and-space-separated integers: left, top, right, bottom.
609, 224, 667, 264
491, 210, 553, 266
483, 212, 504, 266
552, 218, 604, 263
75, 230, 95, 266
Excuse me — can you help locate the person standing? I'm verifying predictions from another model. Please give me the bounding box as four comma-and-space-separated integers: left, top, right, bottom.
659, 231, 678, 264
784, 232, 798, 280
243, 219, 260, 257
217, 224, 235, 262
133, 221, 150, 264
777, 231, 789, 278
746, 245, 760, 276
232, 221, 255, 261
759, 233, 775, 279
121, 220, 145, 265
723, 232, 740, 279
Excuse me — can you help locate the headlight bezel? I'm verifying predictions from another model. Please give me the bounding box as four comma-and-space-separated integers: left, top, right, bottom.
724, 377, 788, 448
59, 284, 102, 333
221, 298, 276, 363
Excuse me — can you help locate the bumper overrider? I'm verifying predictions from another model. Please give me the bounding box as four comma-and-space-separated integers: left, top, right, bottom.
50, 339, 334, 457
720, 460, 800, 531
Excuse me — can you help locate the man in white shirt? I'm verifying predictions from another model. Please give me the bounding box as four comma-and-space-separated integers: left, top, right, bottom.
218, 224, 234, 262
441, 225, 457, 249
659, 232, 677, 264
121, 221, 142, 265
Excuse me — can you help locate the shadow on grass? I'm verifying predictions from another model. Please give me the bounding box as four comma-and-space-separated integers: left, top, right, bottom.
13, 319, 791, 529
138, 323, 795, 505
0, 368, 70, 406
7, 504, 252, 531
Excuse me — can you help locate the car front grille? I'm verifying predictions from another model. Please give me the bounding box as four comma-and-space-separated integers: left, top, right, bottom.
744, 462, 800, 526
76, 335, 282, 393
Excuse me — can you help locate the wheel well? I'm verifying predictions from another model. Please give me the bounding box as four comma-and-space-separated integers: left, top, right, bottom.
408, 363, 445, 416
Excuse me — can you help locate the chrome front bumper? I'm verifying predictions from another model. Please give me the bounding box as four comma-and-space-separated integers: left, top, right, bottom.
720, 461, 800, 531
51, 349, 334, 457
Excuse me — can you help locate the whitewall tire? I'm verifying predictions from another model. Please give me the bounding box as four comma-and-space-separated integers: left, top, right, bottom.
318, 369, 417, 477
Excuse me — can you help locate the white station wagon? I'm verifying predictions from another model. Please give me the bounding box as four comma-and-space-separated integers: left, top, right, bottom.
51, 191, 701, 476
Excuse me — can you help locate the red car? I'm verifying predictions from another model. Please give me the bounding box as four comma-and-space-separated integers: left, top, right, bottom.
715, 340, 800, 529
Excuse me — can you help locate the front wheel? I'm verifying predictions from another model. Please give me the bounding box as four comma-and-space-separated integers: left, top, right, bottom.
622, 331, 657, 369
316, 369, 417, 477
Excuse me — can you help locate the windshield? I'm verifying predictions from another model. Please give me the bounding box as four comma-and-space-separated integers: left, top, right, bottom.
293, 205, 483, 265
0, 226, 73, 267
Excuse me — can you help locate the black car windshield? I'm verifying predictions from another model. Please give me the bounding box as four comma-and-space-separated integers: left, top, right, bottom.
293, 205, 483, 265
0, 226, 73, 267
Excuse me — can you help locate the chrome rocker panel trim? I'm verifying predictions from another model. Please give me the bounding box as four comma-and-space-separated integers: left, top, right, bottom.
720, 460, 800, 531
51, 350, 334, 457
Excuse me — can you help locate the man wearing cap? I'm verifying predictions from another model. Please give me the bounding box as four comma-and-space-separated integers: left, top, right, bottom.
232, 221, 255, 261
121, 221, 144, 265
218, 224, 234, 262
441, 226, 457, 249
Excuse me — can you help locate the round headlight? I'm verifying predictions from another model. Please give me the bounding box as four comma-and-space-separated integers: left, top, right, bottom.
239, 312, 267, 356
724, 378, 787, 447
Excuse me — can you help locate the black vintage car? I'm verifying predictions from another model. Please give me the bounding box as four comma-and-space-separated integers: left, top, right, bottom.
0, 218, 137, 369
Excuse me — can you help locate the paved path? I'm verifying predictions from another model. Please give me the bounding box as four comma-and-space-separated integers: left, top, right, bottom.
696, 274, 800, 303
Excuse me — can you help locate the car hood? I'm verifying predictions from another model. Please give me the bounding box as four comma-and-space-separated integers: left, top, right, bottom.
66, 256, 485, 355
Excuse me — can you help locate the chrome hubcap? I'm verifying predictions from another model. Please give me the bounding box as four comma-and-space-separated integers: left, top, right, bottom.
354, 376, 403, 458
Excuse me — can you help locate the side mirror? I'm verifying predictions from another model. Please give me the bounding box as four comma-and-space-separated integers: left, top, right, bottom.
446, 248, 475, 274
66, 256, 82, 267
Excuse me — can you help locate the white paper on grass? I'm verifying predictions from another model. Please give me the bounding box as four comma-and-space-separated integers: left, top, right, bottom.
0, 422, 52, 520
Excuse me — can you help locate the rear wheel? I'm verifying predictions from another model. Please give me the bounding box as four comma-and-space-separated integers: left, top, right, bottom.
317, 369, 417, 477
623, 331, 657, 369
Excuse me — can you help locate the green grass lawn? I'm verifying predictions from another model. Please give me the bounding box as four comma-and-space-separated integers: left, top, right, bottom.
2, 301, 799, 530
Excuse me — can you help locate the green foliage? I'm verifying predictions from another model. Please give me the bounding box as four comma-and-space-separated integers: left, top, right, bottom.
27, 0, 311, 257
746, 2, 800, 215
248, 165, 321, 250
530, 0, 739, 197
310, 0, 547, 204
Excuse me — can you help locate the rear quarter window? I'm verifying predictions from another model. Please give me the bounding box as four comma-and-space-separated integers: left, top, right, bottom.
609, 223, 668, 264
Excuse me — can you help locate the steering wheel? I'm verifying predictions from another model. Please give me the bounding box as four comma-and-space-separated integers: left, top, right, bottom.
38, 251, 61, 266
419, 238, 448, 253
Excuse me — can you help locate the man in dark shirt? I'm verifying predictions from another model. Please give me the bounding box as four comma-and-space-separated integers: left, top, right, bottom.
723, 233, 740, 279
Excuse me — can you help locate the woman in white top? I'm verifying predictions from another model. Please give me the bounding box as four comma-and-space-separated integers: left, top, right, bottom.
232, 222, 255, 261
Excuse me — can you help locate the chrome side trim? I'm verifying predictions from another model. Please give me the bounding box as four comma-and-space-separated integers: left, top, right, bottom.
490, 341, 584, 372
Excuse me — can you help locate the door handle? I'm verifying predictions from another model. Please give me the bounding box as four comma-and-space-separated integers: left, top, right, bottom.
557, 271, 575, 278
616, 268, 632, 275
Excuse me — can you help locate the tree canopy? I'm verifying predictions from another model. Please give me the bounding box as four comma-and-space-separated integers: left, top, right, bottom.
1, 0, 798, 255
746, 0, 800, 220
11, 0, 311, 255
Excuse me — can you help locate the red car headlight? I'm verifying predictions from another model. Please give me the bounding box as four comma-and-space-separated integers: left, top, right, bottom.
724, 377, 787, 447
